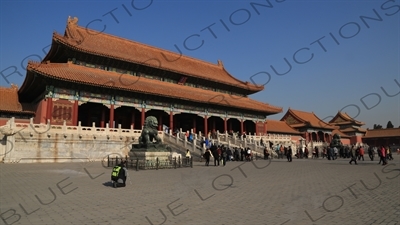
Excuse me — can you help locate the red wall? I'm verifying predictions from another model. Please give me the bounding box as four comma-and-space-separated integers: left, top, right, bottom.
0, 118, 31, 126
34, 99, 48, 124
256, 122, 267, 135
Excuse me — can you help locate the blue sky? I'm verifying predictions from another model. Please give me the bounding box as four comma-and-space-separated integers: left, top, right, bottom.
1, 0, 399, 129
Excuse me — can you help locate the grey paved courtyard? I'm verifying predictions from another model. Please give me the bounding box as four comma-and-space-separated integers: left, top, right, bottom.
1, 154, 399, 225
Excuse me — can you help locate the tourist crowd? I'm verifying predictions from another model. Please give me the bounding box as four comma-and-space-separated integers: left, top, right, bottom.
202, 145, 256, 166
200, 143, 396, 166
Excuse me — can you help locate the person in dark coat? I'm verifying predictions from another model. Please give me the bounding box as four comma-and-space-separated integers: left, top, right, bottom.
221, 148, 227, 166
234, 148, 240, 161
264, 147, 270, 160
213, 147, 221, 166
287, 146, 293, 162
204, 149, 212, 166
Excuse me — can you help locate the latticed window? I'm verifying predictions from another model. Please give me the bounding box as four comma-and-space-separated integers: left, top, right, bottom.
164, 78, 177, 84
184, 82, 196, 87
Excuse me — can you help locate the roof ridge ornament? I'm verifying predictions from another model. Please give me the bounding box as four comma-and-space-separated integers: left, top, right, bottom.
67, 16, 79, 25
65, 16, 83, 44
217, 59, 224, 68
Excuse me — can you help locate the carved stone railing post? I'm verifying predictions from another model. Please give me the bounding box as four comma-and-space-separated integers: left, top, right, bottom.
184, 135, 187, 147
77, 121, 82, 138
46, 119, 51, 132
28, 118, 34, 134
192, 136, 196, 152
62, 120, 67, 137
105, 123, 109, 139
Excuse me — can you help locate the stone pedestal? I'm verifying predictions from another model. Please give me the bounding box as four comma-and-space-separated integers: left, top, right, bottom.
129, 143, 174, 161
129, 150, 172, 161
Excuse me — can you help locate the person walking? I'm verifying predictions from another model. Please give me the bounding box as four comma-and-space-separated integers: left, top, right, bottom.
380, 146, 387, 165
333, 147, 338, 160
368, 146, 375, 161
234, 148, 240, 161
221, 148, 227, 166
358, 146, 365, 161
386, 146, 393, 160
213, 147, 220, 166
349, 146, 358, 165
304, 147, 309, 159
287, 146, 293, 162
378, 146, 383, 164
204, 149, 212, 166
264, 147, 270, 160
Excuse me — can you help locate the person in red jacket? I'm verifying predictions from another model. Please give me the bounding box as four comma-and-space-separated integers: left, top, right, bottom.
358, 146, 365, 161
379, 146, 387, 165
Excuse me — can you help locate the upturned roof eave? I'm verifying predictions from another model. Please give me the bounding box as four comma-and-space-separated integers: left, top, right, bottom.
52, 30, 263, 94
27, 62, 282, 115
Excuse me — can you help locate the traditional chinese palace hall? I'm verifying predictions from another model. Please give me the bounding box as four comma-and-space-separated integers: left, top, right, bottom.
15, 17, 282, 136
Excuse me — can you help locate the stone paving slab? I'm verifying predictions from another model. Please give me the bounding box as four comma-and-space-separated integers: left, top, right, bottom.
0, 155, 399, 225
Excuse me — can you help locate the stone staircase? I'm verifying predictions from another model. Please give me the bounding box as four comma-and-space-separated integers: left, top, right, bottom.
162, 132, 204, 159
162, 131, 280, 159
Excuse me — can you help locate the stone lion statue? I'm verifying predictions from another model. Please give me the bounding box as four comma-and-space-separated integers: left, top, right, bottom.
138, 116, 162, 146
330, 134, 343, 148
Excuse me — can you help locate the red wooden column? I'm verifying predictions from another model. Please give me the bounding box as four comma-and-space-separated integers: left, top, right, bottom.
169, 112, 174, 132
264, 121, 268, 134
228, 120, 232, 132
174, 116, 177, 131
141, 108, 145, 128
101, 108, 105, 128
192, 116, 196, 133
46, 97, 53, 122
72, 100, 79, 126
212, 118, 216, 132
158, 114, 163, 131
240, 120, 244, 134
204, 116, 208, 137
109, 104, 115, 128
224, 118, 227, 133
131, 110, 135, 128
